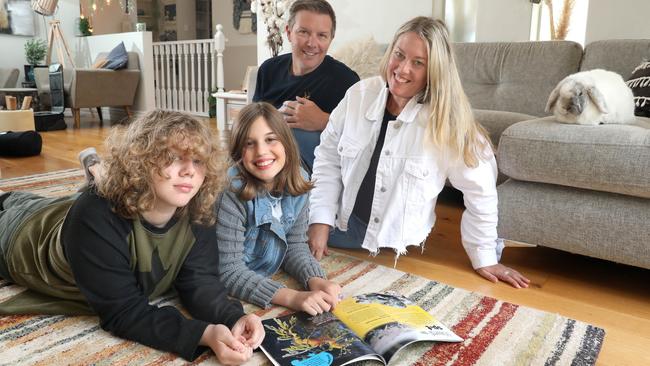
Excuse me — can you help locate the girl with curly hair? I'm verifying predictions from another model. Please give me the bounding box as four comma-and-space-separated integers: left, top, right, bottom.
215, 102, 341, 315
0, 110, 263, 364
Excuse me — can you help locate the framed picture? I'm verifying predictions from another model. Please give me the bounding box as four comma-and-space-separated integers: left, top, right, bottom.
164, 4, 176, 22
0, 0, 35, 36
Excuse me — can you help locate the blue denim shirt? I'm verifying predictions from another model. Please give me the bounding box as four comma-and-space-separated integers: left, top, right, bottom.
227, 166, 309, 277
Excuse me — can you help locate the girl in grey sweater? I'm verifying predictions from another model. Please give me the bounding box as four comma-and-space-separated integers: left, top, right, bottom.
215, 102, 341, 315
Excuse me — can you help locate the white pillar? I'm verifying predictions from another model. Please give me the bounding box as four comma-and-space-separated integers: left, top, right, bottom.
214, 24, 226, 93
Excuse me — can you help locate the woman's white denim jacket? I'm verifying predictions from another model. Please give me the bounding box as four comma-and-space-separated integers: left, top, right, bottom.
310, 76, 500, 269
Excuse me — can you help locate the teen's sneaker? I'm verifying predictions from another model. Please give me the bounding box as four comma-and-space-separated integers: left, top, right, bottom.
78, 147, 100, 186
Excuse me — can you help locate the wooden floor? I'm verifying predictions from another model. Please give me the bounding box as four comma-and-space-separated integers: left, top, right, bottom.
1, 116, 648, 365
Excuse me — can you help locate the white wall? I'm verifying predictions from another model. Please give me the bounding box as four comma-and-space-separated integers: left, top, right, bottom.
0, 0, 79, 84
474, 0, 533, 42
585, 0, 650, 43
255, 0, 433, 64
212, 0, 256, 90
83, 1, 137, 35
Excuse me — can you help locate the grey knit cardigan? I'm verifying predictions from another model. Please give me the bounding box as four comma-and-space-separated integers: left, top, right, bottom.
215, 190, 327, 308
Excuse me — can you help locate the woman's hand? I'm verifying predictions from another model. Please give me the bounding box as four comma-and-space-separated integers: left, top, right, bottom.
200, 324, 253, 365
231, 314, 265, 350
308, 223, 331, 260
308, 277, 342, 308
476, 264, 530, 289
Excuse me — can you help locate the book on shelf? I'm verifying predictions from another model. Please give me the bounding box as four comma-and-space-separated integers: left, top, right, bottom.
260, 292, 462, 366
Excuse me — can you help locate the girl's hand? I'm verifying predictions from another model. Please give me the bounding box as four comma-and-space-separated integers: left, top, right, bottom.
308, 277, 342, 308
290, 290, 335, 316
231, 314, 265, 349
308, 224, 331, 260
476, 264, 530, 289
200, 324, 253, 365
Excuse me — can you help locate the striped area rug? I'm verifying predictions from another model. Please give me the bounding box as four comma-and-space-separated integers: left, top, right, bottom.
0, 170, 605, 365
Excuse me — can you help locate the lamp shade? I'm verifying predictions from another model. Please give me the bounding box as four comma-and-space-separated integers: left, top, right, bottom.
31, 0, 59, 16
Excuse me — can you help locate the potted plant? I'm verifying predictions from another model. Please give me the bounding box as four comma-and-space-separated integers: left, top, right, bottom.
24, 38, 48, 83
79, 17, 92, 36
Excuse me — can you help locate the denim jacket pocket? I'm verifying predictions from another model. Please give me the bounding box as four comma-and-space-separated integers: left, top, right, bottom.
402, 160, 434, 242
338, 140, 363, 183
243, 228, 286, 277
403, 160, 433, 202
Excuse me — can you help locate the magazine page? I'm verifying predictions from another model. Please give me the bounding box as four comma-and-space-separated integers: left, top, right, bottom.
260, 311, 385, 366
332, 293, 463, 362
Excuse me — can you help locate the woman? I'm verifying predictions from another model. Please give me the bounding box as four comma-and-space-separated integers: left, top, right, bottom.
307, 17, 529, 289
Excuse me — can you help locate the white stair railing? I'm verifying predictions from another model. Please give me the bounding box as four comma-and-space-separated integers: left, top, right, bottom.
152, 24, 226, 116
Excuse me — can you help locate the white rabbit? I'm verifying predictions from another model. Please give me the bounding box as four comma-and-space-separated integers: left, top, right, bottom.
546, 69, 636, 125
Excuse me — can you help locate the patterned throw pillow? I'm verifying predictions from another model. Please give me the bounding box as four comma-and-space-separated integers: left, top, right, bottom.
626, 60, 650, 117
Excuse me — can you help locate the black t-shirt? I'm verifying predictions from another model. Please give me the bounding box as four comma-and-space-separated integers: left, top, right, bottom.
253, 54, 359, 170
352, 109, 397, 224
61, 190, 244, 361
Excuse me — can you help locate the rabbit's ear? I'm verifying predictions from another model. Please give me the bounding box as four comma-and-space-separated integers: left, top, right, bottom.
546, 83, 561, 113
586, 86, 609, 113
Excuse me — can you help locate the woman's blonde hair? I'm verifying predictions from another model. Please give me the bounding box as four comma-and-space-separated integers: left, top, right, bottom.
96, 110, 221, 225
379, 16, 492, 167
229, 102, 312, 201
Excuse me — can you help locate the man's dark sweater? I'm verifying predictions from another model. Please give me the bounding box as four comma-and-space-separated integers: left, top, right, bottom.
253, 53, 359, 170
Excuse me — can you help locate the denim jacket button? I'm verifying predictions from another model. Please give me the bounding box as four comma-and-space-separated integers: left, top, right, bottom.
380, 186, 387, 192
373, 217, 380, 223
338, 146, 343, 152
393, 122, 402, 129
385, 150, 391, 156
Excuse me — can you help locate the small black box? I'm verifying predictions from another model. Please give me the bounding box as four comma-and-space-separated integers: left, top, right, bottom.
34, 111, 67, 131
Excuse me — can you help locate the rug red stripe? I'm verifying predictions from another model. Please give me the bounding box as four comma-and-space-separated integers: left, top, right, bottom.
451, 302, 519, 366
413, 296, 498, 366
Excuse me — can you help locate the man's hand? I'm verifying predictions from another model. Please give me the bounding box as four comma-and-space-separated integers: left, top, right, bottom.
476, 263, 530, 289
199, 324, 253, 365
231, 314, 265, 349
279, 96, 329, 131
308, 277, 342, 309
308, 223, 331, 260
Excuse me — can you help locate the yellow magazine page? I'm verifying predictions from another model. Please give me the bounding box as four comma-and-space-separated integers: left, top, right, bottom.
332, 293, 462, 362
333, 293, 436, 338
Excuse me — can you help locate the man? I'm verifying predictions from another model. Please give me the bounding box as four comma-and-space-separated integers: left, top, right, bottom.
253, 0, 360, 171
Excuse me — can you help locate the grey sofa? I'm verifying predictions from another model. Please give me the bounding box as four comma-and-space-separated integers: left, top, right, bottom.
455, 40, 650, 270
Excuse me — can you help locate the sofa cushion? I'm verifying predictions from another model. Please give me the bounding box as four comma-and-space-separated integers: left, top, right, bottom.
473, 109, 537, 146
497, 117, 650, 199
454, 41, 583, 117
580, 39, 650, 77
626, 60, 650, 117
102, 42, 128, 70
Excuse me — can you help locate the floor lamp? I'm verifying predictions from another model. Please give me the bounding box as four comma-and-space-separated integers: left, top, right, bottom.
31, 0, 75, 68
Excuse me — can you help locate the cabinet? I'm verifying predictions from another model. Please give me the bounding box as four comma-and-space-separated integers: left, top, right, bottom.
137, 0, 159, 40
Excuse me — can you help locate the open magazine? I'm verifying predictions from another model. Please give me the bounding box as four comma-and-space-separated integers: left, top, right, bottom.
260, 292, 462, 366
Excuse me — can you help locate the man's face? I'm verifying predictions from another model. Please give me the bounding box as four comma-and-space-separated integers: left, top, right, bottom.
286, 10, 333, 76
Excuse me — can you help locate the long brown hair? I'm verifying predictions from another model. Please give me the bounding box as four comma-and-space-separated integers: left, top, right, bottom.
96, 110, 221, 225
229, 102, 312, 201
379, 17, 492, 168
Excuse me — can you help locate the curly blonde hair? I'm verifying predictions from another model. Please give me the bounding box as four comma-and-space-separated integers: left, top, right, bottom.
229, 102, 312, 201
96, 110, 222, 225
